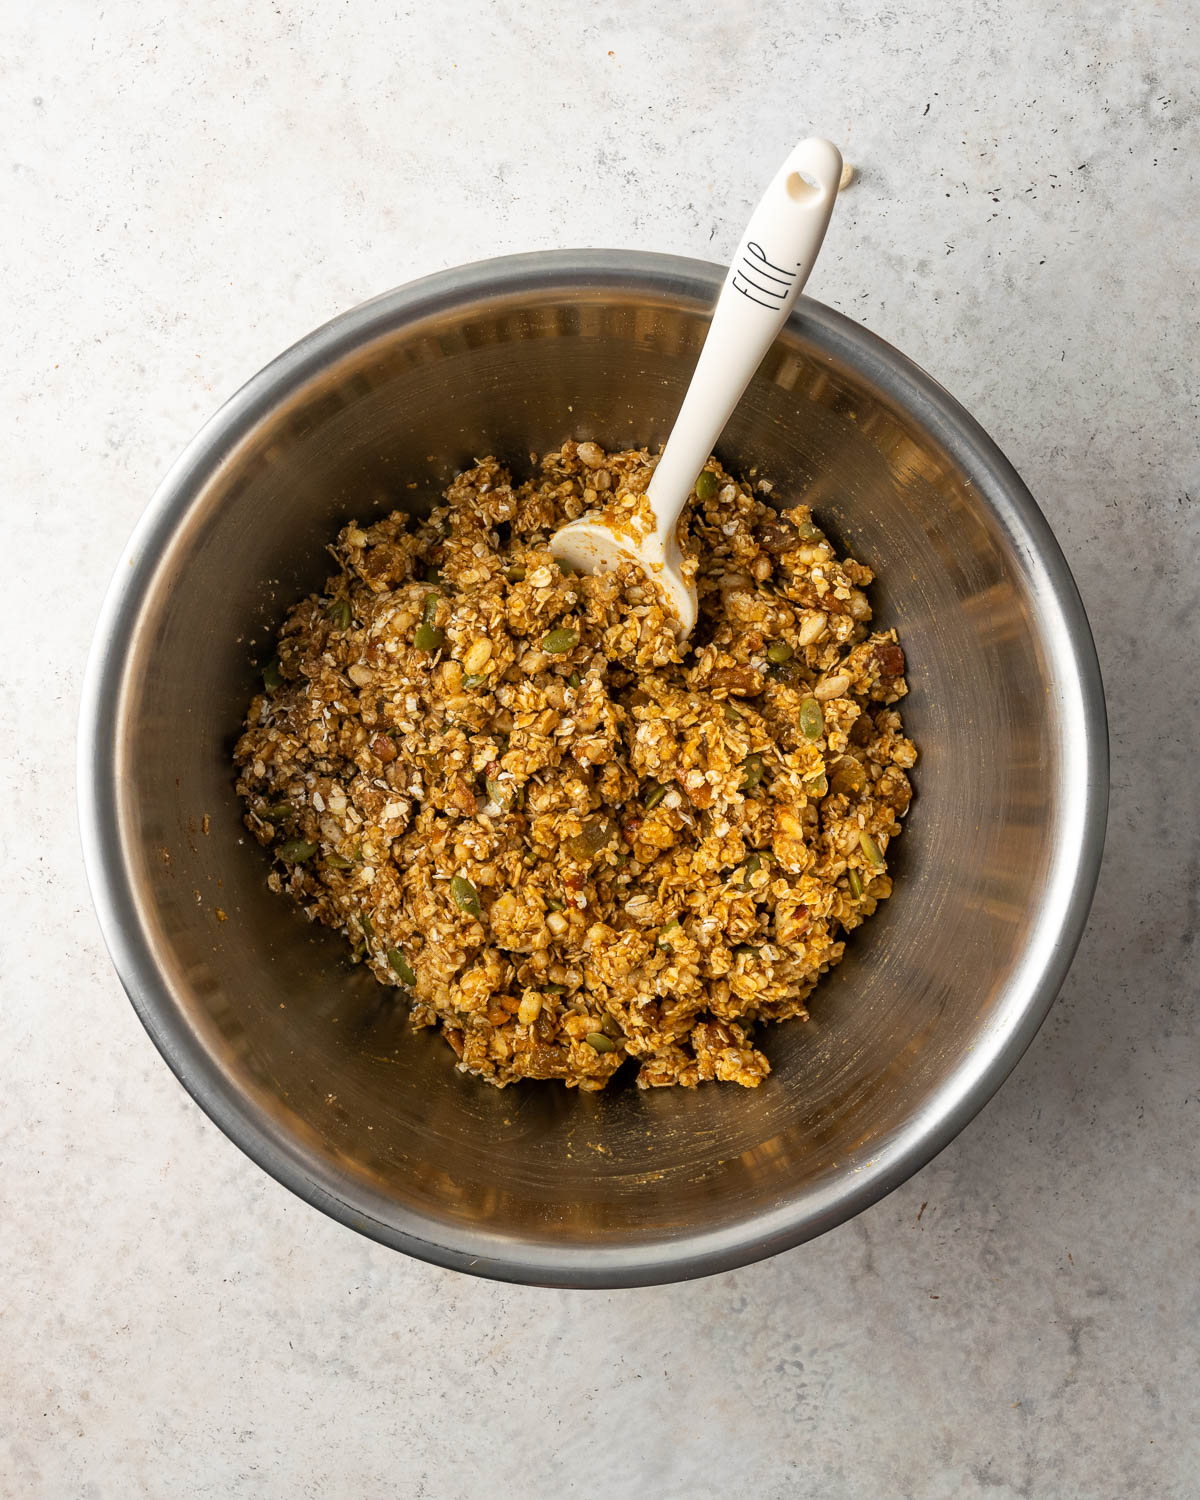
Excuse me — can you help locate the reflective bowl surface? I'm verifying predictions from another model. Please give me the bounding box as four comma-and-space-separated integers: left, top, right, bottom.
78, 252, 1107, 1287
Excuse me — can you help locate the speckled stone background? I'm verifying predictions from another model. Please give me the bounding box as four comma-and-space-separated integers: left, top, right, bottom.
2, 2, 1197, 1496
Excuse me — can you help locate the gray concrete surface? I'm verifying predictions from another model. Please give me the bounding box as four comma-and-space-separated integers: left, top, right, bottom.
2, 2, 1197, 1496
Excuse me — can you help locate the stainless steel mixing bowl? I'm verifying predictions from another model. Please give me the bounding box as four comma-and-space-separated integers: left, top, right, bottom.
79, 251, 1107, 1287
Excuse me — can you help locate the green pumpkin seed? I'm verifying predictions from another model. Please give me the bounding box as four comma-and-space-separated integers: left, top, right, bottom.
585, 1031, 617, 1053
360, 912, 375, 941
325, 851, 354, 869
694, 469, 719, 501
766, 640, 794, 664
847, 868, 864, 899
414, 623, 445, 652
462, 673, 488, 689
261, 800, 294, 822
262, 657, 283, 691
643, 782, 668, 810
421, 592, 440, 626
450, 875, 481, 916
544, 983, 568, 995
546, 897, 565, 912
600, 1012, 622, 1039
859, 830, 885, 867
541, 627, 579, 654
740, 754, 765, 791
277, 839, 317, 863
799, 697, 824, 741
327, 597, 352, 630
657, 917, 682, 948
796, 519, 824, 541
723, 701, 743, 722
733, 943, 761, 957
504, 565, 526, 583
556, 558, 574, 576
388, 948, 416, 986
567, 671, 582, 688
739, 853, 763, 889
805, 771, 829, 798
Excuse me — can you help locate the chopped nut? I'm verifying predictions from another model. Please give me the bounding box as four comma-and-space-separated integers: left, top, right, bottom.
814, 672, 852, 701
463, 637, 493, 674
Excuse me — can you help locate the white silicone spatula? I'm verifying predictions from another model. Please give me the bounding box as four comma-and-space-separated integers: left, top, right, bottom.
550, 137, 844, 636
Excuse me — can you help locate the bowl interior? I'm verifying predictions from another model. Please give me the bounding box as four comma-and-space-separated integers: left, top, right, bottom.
87, 257, 1102, 1283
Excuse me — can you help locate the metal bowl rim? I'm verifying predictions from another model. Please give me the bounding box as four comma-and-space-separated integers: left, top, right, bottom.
77, 248, 1109, 1288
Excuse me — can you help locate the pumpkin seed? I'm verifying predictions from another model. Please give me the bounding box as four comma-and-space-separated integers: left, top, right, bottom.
450, 875, 481, 915
388, 948, 417, 986
740, 754, 765, 791
414, 623, 445, 652
766, 640, 794, 664
261, 800, 293, 822
541, 627, 579, 654
325, 851, 353, 869
585, 1032, 617, 1053
567, 671, 582, 688
859, 830, 885, 867
327, 597, 352, 630
421, 592, 440, 626
739, 854, 763, 889
848, 868, 864, 899
694, 469, 719, 501
262, 657, 283, 691
504, 565, 526, 583
462, 673, 488, 688
643, 782, 668, 810
277, 839, 317, 863
799, 697, 824, 741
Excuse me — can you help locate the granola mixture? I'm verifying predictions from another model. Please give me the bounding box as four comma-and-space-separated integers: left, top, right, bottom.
234, 442, 916, 1091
